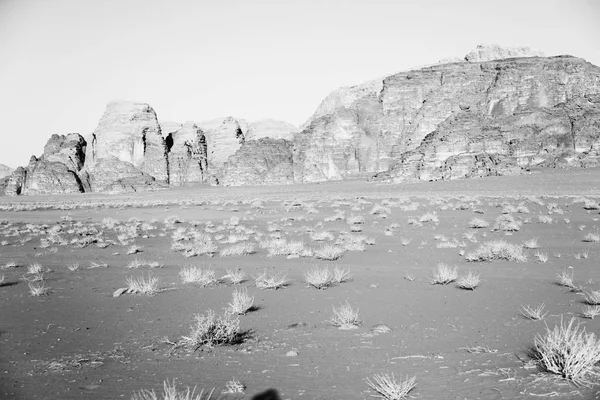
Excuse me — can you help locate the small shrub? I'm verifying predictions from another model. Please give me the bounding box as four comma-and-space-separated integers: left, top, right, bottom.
583, 231, 600, 243
131, 379, 214, 400
534, 252, 548, 263
332, 266, 352, 283
465, 240, 527, 262
225, 268, 246, 285
430, 264, 458, 285
329, 302, 361, 329
227, 288, 255, 315
580, 306, 600, 319
556, 269, 576, 289
28, 281, 50, 296
179, 266, 218, 286
219, 242, 256, 257
366, 373, 416, 400
456, 270, 481, 290
125, 273, 160, 295
304, 266, 333, 289
522, 238, 539, 249
532, 317, 600, 385
314, 244, 345, 260
180, 310, 240, 350
254, 270, 290, 290
521, 303, 547, 320
583, 290, 600, 306
493, 214, 521, 231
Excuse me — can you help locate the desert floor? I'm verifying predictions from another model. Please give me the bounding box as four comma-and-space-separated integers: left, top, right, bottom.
2, 168, 600, 400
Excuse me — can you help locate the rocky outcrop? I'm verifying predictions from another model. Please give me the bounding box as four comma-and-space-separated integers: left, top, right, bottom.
3, 167, 26, 196
203, 117, 245, 167
81, 157, 156, 193
43, 133, 87, 172
291, 52, 600, 184
21, 161, 84, 195
0, 164, 12, 179
166, 121, 208, 186
86, 101, 169, 182
219, 138, 294, 186
464, 44, 545, 62
245, 119, 297, 141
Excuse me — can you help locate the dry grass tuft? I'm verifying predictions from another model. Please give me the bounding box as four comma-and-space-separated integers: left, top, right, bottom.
456, 270, 481, 290
254, 270, 290, 290
227, 288, 255, 315
180, 310, 240, 350
125, 273, 160, 295
329, 302, 361, 329
304, 266, 333, 289
28, 281, 50, 296
465, 240, 527, 262
366, 373, 416, 400
131, 379, 214, 400
224, 268, 246, 285
430, 264, 458, 285
314, 244, 345, 261
219, 242, 256, 257
179, 266, 219, 286
532, 317, 600, 386
332, 266, 352, 284
580, 306, 600, 319
521, 303, 547, 320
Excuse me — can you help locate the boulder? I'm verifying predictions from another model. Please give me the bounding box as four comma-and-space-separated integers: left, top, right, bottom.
220, 138, 294, 186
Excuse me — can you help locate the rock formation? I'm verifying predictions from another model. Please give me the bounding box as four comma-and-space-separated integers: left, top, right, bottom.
0, 164, 13, 179
86, 101, 169, 183
219, 138, 294, 186
203, 117, 245, 167
464, 44, 545, 62
166, 121, 208, 186
245, 119, 297, 141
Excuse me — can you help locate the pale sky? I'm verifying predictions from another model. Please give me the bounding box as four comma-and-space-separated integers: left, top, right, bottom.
1, 0, 599, 168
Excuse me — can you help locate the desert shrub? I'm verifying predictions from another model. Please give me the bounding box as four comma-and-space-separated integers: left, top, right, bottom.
125, 273, 160, 295
131, 379, 214, 400
456, 270, 481, 290
329, 302, 361, 329
254, 270, 290, 290
493, 214, 522, 231
532, 317, 600, 385
430, 264, 458, 285
314, 244, 345, 260
227, 288, 255, 315
304, 266, 333, 289
219, 242, 256, 257
179, 266, 218, 286
180, 310, 240, 350
366, 373, 416, 400
465, 240, 527, 262
468, 218, 489, 228
521, 303, 547, 320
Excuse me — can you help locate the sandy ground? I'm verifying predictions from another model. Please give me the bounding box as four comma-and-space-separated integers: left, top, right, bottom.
2, 169, 600, 399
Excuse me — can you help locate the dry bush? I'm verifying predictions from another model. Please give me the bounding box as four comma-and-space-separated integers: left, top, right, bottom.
314, 244, 345, 260
222, 378, 245, 394
456, 270, 481, 290
227, 288, 255, 315
430, 264, 458, 285
125, 274, 160, 295
521, 303, 547, 320
538, 215, 553, 224
522, 238, 539, 249
556, 269, 577, 290
583, 290, 600, 306
254, 270, 290, 290
224, 268, 246, 285
309, 231, 334, 242
532, 317, 600, 385
366, 373, 416, 400
468, 217, 489, 228
583, 231, 600, 243
465, 240, 527, 262
332, 266, 352, 284
219, 242, 256, 257
534, 252, 548, 263
493, 214, 522, 231
304, 266, 333, 289
580, 306, 600, 319
131, 379, 215, 400
28, 281, 50, 296
419, 212, 438, 223
180, 310, 240, 350
179, 266, 218, 286
329, 302, 361, 329
346, 215, 365, 225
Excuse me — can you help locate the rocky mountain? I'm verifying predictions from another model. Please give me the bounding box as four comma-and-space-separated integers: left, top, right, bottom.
0, 164, 13, 179
222, 45, 600, 185
2, 44, 598, 195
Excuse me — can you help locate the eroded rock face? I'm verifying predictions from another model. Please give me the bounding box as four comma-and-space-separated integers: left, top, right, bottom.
20, 161, 84, 195
166, 121, 208, 186
220, 138, 294, 186
203, 117, 245, 167
245, 119, 297, 141
3, 167, 27, 196
464, 44, 545, 62
87, 101, 169, 182
81, 157, 156, 193
0, 164, 13, 179
295, 54, 600, 184
43, 133, 87, 172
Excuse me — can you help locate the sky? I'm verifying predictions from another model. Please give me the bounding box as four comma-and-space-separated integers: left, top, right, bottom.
0, 0, 599, 168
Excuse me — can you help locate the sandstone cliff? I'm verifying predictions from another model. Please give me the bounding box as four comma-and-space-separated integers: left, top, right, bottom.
219, 138, 294, 186
0, 164, 13, 179
166, 121, 208, 186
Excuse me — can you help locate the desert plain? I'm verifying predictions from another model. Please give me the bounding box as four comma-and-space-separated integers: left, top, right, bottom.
2, 168, 600, 400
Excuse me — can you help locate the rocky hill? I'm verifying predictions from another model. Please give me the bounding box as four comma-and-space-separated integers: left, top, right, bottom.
2, 44, 599, 195
0, 164, 12, 179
